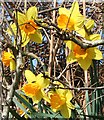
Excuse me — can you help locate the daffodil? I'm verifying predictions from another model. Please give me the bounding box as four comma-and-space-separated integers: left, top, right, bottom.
48, 88, 75, 118
22, 70, 50, 103
8, 6, 42, 47
57, 1, 98, 41
64, 10, 102, 71
67, 42, 102, 70
2, 51, 16, 71
57, 1, 84, 31
76, 18, 100, 40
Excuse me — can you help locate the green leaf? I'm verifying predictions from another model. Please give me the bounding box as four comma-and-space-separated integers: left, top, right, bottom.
13, 96, 31, 118
26, 6, 37, 20
14, 91, 63, 118
14, 91, 36, 114
31, 112, 63, 118
9, 107, 26, 120
75, 103, 85, 119
85, 90, 91, 115
80, 114, 104, 119
16, 90, 26, 95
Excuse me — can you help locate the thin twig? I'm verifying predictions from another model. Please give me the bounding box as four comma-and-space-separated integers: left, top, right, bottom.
57, 63, 70, 79
48, 0, 56, 77
50, 86, 104, 90
25, 52, 44, 66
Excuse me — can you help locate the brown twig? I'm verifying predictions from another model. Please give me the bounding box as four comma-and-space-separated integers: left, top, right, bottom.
50, 86, 104, 90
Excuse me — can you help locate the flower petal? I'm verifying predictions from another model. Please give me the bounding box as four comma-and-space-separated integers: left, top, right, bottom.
17, 12, 27, 25
84, 19, 94, 31
87, 47, 102, 60
36, 73, 50, 88
89, 34, 101, 41
2, 51, 15, 67
41, 90, 50, 103
78, 58, 92, 70
7, 23, 17, 36
93, 48, 103, 60
66, 41, 75, 50
76, 27, 86, 38
86, 48, 95, 59
25, 70, 36, 83
53, 81, 64, 88
69, 1, 81, 19
22, 83, 40, 98
29, 30, 42, 43
66, 90, 73, 101
59, 1, 79, 18
10, 59, 16, 71
50, 92, 65, 111
60, 104, 71, 118
21, 31, 30, 47
32, 90, 43, 103
58, 1, 84, 31
56, 89, 66, 96
67, 52, 77, 63
57, 14, 69, 29
67, 102, 75, 110
59, 7, 70, 16
26, 6, 37, 20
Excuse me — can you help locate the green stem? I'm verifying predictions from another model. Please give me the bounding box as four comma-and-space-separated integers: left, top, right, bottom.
84, 70, 91, 119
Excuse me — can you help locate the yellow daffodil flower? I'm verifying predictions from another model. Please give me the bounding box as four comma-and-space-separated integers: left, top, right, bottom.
2, 51, 16, 71
18, 6, 42, 44
22, 70, 50, 103
77, 18, 100, 40
8, 6, 42, 47
48, 88, 75, 118
57, 1, 84, 31
67, 42, 102, 70
57, 1, 98, 41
